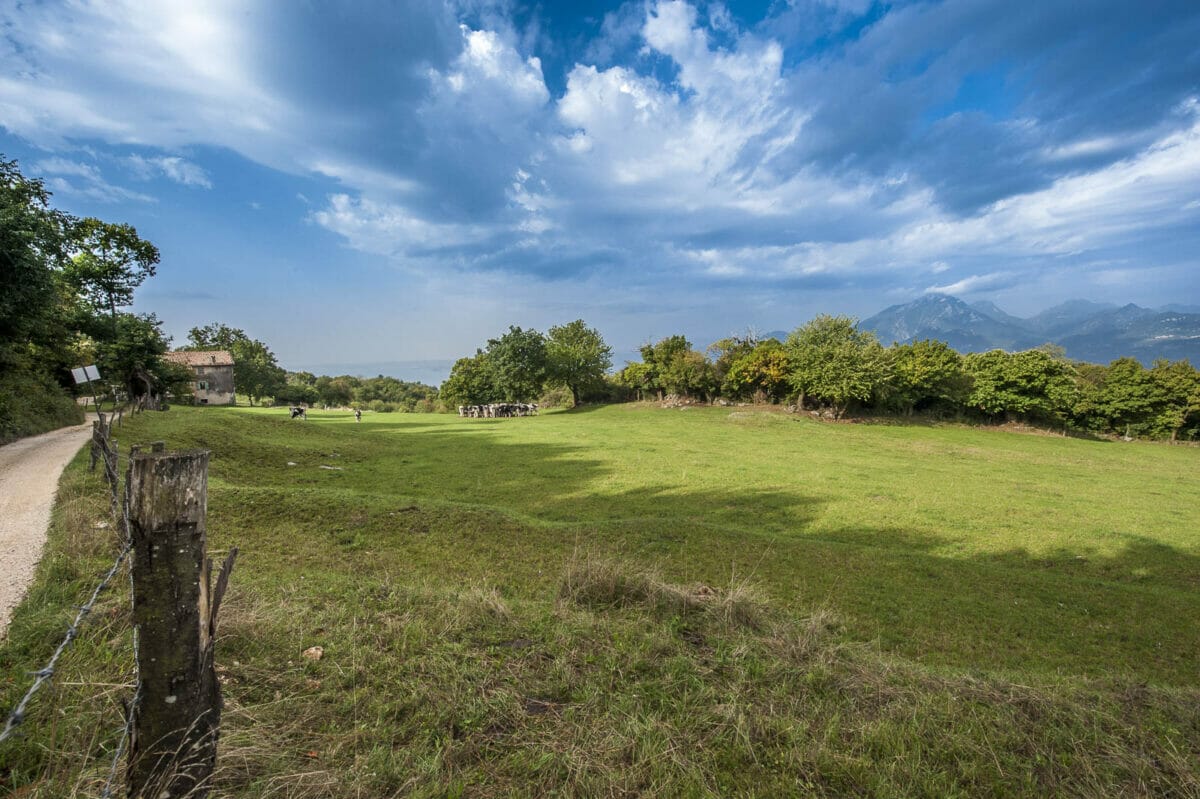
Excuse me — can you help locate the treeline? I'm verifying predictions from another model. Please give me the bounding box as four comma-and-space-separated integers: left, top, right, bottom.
277, 372, 438, 413
441, 321, 614, 408
616, 316, 1200, 442
1, 157, 189, 441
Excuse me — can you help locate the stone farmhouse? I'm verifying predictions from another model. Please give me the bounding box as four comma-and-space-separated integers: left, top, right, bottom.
163, 350, 236, 405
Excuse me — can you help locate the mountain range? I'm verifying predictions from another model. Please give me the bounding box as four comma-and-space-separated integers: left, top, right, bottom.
854, 295, 1200, 365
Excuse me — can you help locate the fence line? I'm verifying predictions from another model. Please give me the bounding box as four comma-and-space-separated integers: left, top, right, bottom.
4, 412, 234, 797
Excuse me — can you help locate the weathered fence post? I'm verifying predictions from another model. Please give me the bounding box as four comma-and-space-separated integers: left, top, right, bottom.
127, 450, 236, 799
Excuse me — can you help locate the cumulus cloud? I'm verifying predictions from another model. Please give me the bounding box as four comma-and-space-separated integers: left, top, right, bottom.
2, 0, 1197, 321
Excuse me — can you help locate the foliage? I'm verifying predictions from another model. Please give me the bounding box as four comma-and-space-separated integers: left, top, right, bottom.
886, 339, 968, 415
723, 338, 791, 401
63, 217, 159, 333
638, 335, 716, 399
0, 158, 72, 347
441, 353, 499, 407
0, 366, 83, 444
485, 326, 549, 402
963, 349, 1078, 425
707, 332, 760, 390
785, 315, 890, 418
546, 320, 612, 406
98, 312, 180, 397
0, 156, 167, 435
1148, 359, 1200, 442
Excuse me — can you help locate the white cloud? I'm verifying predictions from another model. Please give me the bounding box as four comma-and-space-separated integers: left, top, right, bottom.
310, 194, 487, 258
127, 154, 211, 188
34, 157, 154, 203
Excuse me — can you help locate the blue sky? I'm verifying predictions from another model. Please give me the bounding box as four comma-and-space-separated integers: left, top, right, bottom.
2, 0, 1198, 380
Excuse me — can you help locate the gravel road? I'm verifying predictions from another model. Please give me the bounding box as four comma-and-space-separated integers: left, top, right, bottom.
0, 421, 93, 639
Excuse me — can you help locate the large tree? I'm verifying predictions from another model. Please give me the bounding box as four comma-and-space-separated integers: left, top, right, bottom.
440, 352, 498, 407
485, 326, 548, 402
887, 339, 968, 416
546, 320, 612, 406
785, 315, 889, 418
65, 218, 159, 336
963, 349, 1077, 427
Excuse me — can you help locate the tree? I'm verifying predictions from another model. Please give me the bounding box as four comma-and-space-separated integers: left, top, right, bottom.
963, 349, 1077, 427
724, 339, 791, 401
0, 157, 73, 348
639, 335, 692, 400
99, 313, 191, 399
485, 326, 548, 402
887, 339, 967, 416
785, 315, 889, 418
185, 323, 285, 405
1148, 359, 1200, 442
65, 218, 159, 336
707, 332, 760, 392
440, 352, 498, 407
546, 320, 612, 406
615, 361, 654, 401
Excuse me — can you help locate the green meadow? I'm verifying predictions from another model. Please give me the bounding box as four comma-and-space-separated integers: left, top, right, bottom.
3, 404, 1198, 797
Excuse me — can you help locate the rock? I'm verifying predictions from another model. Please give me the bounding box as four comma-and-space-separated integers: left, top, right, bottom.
302, 645, 324, 660
286, 461, 298, 466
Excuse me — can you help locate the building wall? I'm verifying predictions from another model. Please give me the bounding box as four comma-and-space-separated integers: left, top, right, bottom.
192, 364, 236, 405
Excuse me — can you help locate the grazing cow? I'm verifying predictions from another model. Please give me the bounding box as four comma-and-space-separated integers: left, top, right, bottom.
354, 409, 362, 422
290, 406, 307, 420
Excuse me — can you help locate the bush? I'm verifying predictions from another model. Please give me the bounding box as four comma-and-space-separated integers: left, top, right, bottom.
370, 400, 396, 413
0, 368, 84, 444
538, 385, 574, 409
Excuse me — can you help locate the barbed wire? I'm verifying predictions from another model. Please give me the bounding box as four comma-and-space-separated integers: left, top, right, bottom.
101, 454, 142, 798
0, 538, 132, 744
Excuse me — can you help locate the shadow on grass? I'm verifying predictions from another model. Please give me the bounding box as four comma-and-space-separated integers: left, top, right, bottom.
130, 408, 1200, 684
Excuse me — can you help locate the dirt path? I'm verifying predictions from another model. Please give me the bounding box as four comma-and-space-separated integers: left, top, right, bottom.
0, 420, 93, 639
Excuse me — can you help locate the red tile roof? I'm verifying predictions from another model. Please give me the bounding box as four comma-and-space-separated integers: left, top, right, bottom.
164, 350, 235, 367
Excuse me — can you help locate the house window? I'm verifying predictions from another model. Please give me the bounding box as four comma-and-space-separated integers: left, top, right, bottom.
197, 380, 209, 390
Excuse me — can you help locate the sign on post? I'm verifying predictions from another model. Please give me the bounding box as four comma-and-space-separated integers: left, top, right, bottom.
71, 364, 101, 384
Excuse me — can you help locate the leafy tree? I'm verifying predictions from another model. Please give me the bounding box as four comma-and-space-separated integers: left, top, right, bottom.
887, 339, 968, 416
546, 320, 612, 406
1092, 357, 1157, 438
441, 353, 499, 407
615, 361, 654, 401
723, 339, 791, 401
638, 335, 692, 400
65, 218, 159, 335
0, 157, 73, 349
1148, 359, 1200, 442
785, 315, 889, 418
707, 332, 760, 392
99, 312, 191, 398
486, 326, 548, 402
660, 349, 718, 399
963, 349, 1077, 426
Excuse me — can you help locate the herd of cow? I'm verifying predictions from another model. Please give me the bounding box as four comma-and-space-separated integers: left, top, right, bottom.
287, 403, 539, 419
458, 403, 539, 418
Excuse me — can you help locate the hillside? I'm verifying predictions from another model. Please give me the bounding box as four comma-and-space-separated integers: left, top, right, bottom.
3, 405, 1198, 796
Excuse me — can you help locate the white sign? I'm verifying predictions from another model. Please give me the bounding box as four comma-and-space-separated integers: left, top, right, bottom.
71, 365, 101, 384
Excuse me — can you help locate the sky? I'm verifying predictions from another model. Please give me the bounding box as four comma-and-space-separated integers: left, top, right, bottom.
2, 0, 1198, 381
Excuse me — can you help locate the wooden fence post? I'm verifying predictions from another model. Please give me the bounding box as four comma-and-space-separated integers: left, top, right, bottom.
127, 450, 236, 798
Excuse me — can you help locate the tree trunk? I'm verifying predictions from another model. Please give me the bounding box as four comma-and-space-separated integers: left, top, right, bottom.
571, 385, 580, 407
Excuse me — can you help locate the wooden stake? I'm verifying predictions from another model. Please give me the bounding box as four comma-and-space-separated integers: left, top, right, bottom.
127, 450, 233, 798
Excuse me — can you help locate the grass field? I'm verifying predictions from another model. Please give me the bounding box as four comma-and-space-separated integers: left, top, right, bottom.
2, 404, 1198, 796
